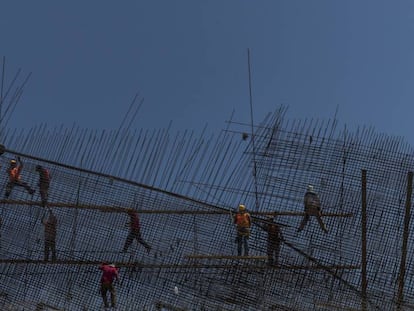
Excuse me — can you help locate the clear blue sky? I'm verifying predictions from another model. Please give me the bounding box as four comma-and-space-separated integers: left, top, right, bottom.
1, 1, 414, 144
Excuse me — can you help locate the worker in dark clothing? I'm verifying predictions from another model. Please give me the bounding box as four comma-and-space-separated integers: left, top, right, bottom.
122, 209, 151, 253
234, 204, 251, 256
5, 157, 35, 198
297, 185, 328, 233
257, 216, 283, 266
42, 210, 57, 261
99, 262, 120, 309
35, 165, 50, 207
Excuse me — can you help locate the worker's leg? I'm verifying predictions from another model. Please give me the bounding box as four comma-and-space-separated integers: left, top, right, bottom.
44, 241, 50, 261
109, 284, 116, 307
297, 214, 310, 232
267, 242, 273, 266
274, 242, 281, 266
136, 232, 151, 253
51, 239, 57, 261
316, 213, 328, 233
122, 231, 134, 252
100, 284, 109, 308
243, 236, 249, 256
236, 235, 242, 256
5, 182, 13, 198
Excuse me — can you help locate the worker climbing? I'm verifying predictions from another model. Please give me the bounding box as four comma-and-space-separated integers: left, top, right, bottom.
35, 165, 51, 207
99, 262, 120, 310
297, 185, 328, 233
256, 216, 283, 266
122, 209, 151, 254
233, 204, 251, 256
5, 156, 35, 198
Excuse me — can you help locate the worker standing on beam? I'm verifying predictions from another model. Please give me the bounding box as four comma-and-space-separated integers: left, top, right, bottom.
5, 157, 35, 198
234, 204, 251, 256
35, 165, 51, 207
297, 185, 328, 233
256, 216, 283, 266
42, 209, 57, 261
122, 209, 151, 254
99, 262, 120, 310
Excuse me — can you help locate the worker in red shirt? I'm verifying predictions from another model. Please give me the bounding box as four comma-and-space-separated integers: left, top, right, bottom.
5, 157, 35, 198
99, 262, 120, 309
35, 165, 51, 207
122, 209, 151, 253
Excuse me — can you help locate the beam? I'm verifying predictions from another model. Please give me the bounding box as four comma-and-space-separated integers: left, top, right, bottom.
0, 259, 360, 270
0, 200, 353, 217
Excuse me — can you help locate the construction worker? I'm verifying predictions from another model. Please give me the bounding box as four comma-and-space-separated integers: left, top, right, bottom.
122, 209, 151, 253
297, 185, 328, 233
5, 157, 35, 198
99, 262, 120, 309
234, 204, 251, 256
42, 210, 57, 261
35, 165, 50, 207
256, 216, 283, 266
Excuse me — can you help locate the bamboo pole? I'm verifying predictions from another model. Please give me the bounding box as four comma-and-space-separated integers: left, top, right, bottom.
361, 169, 367, 311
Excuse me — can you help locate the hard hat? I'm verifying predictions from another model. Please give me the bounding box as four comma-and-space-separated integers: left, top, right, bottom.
109, 263, 115, 268
307, 185, 314, 193
238, 204, 246, 211
10, 159, 16, 165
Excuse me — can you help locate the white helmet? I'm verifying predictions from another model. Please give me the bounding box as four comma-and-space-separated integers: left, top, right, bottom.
307, 185, 314, 193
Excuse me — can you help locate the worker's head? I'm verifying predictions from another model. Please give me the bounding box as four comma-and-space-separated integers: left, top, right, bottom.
109, 263, 115, 268
267, 215, 275, 222
307, 185, 314, 193
10, 159, 16, 166
238, 204, 246, 212
35, 165, 42, 171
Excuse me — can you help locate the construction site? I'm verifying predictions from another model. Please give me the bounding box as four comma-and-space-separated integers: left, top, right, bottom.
0, 103, 412, 311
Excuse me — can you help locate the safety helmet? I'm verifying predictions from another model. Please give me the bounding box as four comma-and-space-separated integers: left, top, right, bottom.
238, 204, 246, 212
307, 185, 314, 193
109, 263, 115, 268
10, 159, 17, 165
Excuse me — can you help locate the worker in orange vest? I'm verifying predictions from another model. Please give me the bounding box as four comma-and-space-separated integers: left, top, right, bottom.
5, 157, 35, 198
233, 204, 251, 256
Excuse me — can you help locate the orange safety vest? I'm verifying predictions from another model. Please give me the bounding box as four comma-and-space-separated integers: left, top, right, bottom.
9, 167, 21, 181
234, 212, 251, 228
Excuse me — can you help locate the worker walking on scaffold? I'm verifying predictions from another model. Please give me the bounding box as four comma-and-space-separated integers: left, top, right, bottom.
256, 216, 283, 266
122, 209, 151, 254
99, 262, 120, 310
297, 185, 328, 233
234, 204, 251, 256
5, 157, 35, 198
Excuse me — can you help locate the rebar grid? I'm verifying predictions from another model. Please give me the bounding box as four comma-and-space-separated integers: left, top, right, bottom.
0, 109, 411, 310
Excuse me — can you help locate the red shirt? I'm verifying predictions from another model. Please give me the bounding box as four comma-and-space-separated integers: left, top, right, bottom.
99, 264, 119, 284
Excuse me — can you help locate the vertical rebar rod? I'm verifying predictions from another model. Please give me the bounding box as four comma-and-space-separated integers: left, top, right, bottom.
396, 171, 413, 310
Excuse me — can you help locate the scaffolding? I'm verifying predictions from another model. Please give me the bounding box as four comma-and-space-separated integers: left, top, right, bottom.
0, 108, 412, 310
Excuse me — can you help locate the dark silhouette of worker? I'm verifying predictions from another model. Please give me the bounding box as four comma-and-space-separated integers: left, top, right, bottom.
122, 209, 151, 253
99, 262, 120, 309
35, 165, 50, 207
297, 185, 328, 233
5, 157, 35, 198
234, 204, 251, 256
257, 216, 283, 266
42, 210, 57, 261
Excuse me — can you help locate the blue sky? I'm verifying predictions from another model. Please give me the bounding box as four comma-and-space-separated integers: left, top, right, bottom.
1, 1, 414, 145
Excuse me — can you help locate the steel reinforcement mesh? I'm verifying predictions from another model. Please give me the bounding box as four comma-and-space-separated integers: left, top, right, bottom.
0, 109, 412, 310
